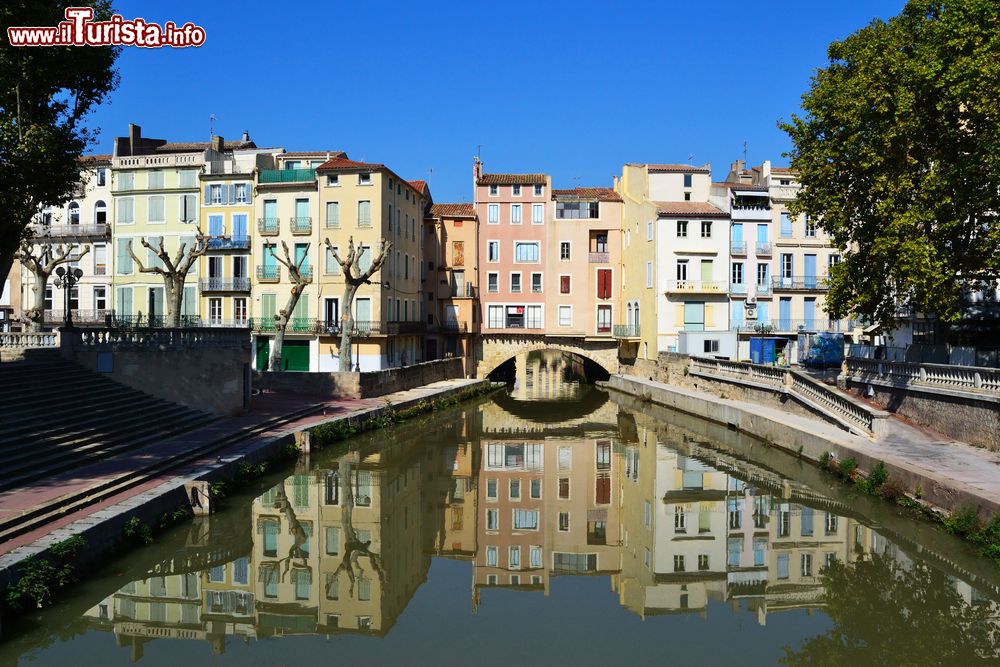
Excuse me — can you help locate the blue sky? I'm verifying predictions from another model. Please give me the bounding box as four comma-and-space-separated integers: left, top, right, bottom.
86, 0, 906, 202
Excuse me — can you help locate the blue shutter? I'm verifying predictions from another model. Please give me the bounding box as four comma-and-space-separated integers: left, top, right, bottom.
228, 183, 236, 204
204, 185, 210, 205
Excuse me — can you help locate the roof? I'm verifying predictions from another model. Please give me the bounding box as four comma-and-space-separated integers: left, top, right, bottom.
654, 201, 727, 217
78, 154, 111, 165
153, 140, 257, 153
429, 203, 476, 218
645, 163, 711, 174
314, 157, 385, 172
408, 180, 427, 194
771, 167, 798, 174
551, 187, 622, 202
283, 150, 347, 158
713, 182, 770, 192
477, 173, 547, 186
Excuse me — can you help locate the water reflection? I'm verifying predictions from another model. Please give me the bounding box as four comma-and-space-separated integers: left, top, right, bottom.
33, 387, 1000, 663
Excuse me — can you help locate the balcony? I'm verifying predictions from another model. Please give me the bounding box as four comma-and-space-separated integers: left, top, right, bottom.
730, 283, 748, 295
738, 319, 858, 334
206, 236, 251, 250
258, 217, 279, 236
199, 277, 251, 292
588, 252, 610, 263
613, 324, 640, 339
298, 266, 314, 282
666, 280, 725, 294
451, 284, 478, 298
388, 321, 426, 335
755, 282, 772, 296
258, 168, 316, 184
438, 321, 469, 333
203, 319, 251, 328
771, 276, 829, 291
30, 223, 110, 240
755, 242, 772, 255
42, 309, 114, 325
290, 217, 312, 235
256, 266, 280, 283
730, 241, 747, 255
731, 206, 771, 221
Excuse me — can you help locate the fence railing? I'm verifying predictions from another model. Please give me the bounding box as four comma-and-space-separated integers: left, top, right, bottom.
63, 327, 248, 349
42, 309, 115, 325
690, 356, 879, 436
0, 331, 60, 349
206, 236, 251, 250
613, 324, 640, 338
258, 168, 316, 184
738, 319, 860, 334
846, 358, 1000, 394
199, 277, 252, 292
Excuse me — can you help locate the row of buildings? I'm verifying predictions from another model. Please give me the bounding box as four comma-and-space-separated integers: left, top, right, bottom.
80, 395, 996, 653
2, 123, 859, 371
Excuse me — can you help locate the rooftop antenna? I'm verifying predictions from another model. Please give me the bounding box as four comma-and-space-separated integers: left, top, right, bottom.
688, 153, 694, 163
427, 167, 433, 183
743, 140, 748, 165
209, 114, 216, 138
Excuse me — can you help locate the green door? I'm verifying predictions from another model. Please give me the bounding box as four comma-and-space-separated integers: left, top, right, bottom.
256, 338, 271, 370
282, 340, 310, 371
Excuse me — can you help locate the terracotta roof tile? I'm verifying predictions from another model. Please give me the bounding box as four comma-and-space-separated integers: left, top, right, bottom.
551, 187, 622, 202
429, 203, 476, 218
713, 182, 770, 192
477, 173, 547, 186
771, 167, 797, 173
654, 201, 727, 217
408, 180, 427, 194
646, 163, 711, 174
315, 157, 385, 172
283, 150, 347, 158
78, 154, 112, 164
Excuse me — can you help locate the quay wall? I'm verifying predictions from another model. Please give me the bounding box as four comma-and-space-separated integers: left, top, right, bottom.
255, 357, 464, 399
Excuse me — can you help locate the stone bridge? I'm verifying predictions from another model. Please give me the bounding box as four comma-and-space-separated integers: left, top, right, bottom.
476, 333, 619, 378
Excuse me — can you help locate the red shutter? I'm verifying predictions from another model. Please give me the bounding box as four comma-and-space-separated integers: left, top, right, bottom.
560, 275, 570, 293
597, 269, 612, 299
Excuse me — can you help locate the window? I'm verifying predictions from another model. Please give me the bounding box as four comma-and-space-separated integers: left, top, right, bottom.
704, 339, 720, 353
531, 273, 542, 293
487, 272, 499, 293
487, 240, 499, 262
513, 509, 538, 530
560, 241, 570, 260
805, 217, 817, 237
558, 305, 572, 326
512, 184, 521, 196
683, 173, 693, 188
825, 513, 839, 534
558, 512, 570, 531
486, 508, 498, 530
801, 553, 813, 577
530, 546, 542, 568
781, 253, 793, 278
597, 305, 611, 333
647, 221, 653, 240
357, 200, 372, 227
326, 174, 339, 186
530, 479, 541, 499
828, 254, 841, 269
675, 507, 687, 532
117, 171, 134, 190
487, 305, 503, 328
597, 269, 612, 299
558, 446, 571, 470
676, 260, 689, 281
556, 201, 599, 219
325, 245, 340, 275
732, 262, 744, 285
94, 286, 106, 310
559, 275, 571, 294
488, 203, 499, 224
509, 546, 521, 568
646, 261, 653, 288
757, 263, 769, 286
514, 242, 539, 262
358, 173, 371, 185
780, 213, 793, 237
698, 554, 710, 571
677, 220, 688, 237
93, 245, 107, 276
486, 478, 498, 499
509, 479, 521, 500
326, 202, 340, 228
510, 273, 522, 293
525, 305, 542, 329
489, 184, 498, 196
559, 477, 570, 499
116, 197, 134, 224
510, 204, 522, 224
674, 555, 685, 572
534, 184, 543, 196
532, 203, 544, 224
147, 170, 164, 189
701, 220, 712, 238
644, 500, 651, 528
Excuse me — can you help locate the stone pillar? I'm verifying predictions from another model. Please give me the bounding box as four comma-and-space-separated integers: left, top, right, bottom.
295, 429, 312, 454
185, 481, 213, 516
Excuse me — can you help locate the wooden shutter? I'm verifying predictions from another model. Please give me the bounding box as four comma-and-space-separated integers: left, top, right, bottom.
705, 304, 715, 328
203, 185, 211, 205
675, 304, 685, 326
453, 241, 464, 267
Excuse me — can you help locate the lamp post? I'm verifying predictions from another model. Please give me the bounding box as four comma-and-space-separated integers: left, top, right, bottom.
53, 266, 84, 328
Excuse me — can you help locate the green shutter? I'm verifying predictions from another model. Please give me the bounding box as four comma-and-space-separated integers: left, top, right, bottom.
262, 293, 276, 318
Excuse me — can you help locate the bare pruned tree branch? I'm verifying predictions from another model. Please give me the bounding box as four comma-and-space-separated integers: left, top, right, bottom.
267, 241, 312, 371
126, 235, 206, 327
14, 241, 89, 331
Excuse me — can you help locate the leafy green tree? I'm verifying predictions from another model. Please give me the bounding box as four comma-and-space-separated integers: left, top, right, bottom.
781, 0, 1000, 326
0, 1, 119, 291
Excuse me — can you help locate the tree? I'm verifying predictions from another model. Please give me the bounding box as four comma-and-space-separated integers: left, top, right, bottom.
266, 241, 311, 371
780, 0, 1000, 327
0, 1, 119, 292
324, 236, 392, 372
14, 240, 89, 331
127, 236, 206, 327
331, 456, 386, 597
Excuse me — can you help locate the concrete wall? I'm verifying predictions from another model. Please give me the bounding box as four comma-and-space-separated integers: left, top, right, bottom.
846, 379, 1000, 452
255, 357, 464, 399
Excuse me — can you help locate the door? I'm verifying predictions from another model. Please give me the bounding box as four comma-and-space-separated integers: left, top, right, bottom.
233, 256, 247, 279
263, 200, 277, 222
779, 297, 791, 331
282, 340, 310, 371
255, 338, 270, 370
208, 215, 224, 238
445, 304, 459, 325
804, 254, 817, 288
425, 338, 438, 361
148, 287, 163, 325
757, 224, 768, 243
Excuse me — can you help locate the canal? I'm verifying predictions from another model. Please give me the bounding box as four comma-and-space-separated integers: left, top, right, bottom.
3, 353, 999, 665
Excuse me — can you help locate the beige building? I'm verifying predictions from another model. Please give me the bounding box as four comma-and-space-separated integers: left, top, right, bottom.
0, 259, 20, 330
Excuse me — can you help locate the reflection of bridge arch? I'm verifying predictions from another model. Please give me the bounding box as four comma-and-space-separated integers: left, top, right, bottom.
478, 334, 618, 378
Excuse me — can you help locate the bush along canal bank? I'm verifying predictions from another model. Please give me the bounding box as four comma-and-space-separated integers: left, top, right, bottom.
0, 379, 500, 628
605, 374, 1000, 569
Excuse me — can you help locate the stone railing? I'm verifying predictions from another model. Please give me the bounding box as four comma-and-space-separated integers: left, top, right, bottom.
63, 327, 249, 349
690, 356, 883, 436
0, 331, 60, 349
846, 358, 1000, 394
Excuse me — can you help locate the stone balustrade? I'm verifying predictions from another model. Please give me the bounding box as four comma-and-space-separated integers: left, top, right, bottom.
0, 331, 60, 349
846, 358, 1000, 394
63, 327, 249, 350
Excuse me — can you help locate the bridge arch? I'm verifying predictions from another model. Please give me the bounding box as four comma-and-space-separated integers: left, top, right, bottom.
477, 334, 618, 379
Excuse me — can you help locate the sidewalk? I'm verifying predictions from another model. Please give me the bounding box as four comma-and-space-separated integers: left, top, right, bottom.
0, 378, 484, 557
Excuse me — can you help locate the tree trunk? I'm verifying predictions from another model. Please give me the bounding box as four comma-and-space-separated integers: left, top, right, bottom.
164, 277, 183, 328
269, 285, 303, 371
28, 270, 46, 332
338, 283, 359, 371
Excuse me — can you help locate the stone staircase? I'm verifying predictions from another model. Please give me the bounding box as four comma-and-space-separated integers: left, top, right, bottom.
0, 356, 216, 492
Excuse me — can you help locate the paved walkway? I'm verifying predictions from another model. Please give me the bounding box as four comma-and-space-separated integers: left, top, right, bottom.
0, 378, 484, 557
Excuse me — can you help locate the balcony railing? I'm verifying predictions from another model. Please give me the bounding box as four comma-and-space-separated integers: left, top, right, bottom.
29, 223, 110, 239
451, 284, 478, 298
256, 266, 279, 282
730, 283, 748, 295
755, 242, 772, 255
298, 266, 313, 282
730, 241, 747, 255
199, 277, 251, 292
290, 217, 312, 235
438, 321, 469, 333
738, 319, 860, 334
203, 319, 251, 328
588, 252, 610, 263
667, 280, 725, 294
206, 236, 251, 250
755, 282, 771, 296
613, 324, 641, 338
388, 321, 426, 335
42, 309, 115, 325
771, 276, 830, 291
258, 217, 279, 235
731, 206, 771, 221
258, 168, 316, 184
357, 217, 373, 229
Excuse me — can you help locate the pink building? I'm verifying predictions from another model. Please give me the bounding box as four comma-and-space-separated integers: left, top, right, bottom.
474, 159, 552, 333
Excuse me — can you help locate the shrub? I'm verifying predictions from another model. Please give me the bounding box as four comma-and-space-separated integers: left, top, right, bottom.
879, 478, 907, 502
838, 457, 859, 480
943, 505, 983, 538
867, 462, 889, 489
819, 452, 832, 469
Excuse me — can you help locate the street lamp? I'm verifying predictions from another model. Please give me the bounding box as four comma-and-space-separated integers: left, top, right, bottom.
53, 266, 84, 328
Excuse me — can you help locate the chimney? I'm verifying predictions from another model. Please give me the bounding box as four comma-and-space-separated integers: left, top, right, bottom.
473, 156, 482, 182
241, 130, 250, 143
128, 123, 141, 152
211, 135, 223, 152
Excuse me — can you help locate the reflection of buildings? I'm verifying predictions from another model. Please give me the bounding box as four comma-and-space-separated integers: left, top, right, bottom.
511, 350, 585, 401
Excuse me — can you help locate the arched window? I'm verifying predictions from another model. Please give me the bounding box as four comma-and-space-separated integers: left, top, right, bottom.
634, 302, 640, 327
68, 201, 80, 225
94, 200, 107, 225
626, 303, 633, 327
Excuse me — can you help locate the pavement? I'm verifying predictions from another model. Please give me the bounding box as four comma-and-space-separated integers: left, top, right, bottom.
0, 378, 484, 557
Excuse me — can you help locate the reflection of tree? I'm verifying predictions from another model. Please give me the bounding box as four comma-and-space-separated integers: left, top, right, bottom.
781, 554, 999, 666
332, 458, 386, 597
272, 480, 309, 581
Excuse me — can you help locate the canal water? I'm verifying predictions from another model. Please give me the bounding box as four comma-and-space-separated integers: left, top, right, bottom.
3, 354, 999, 665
